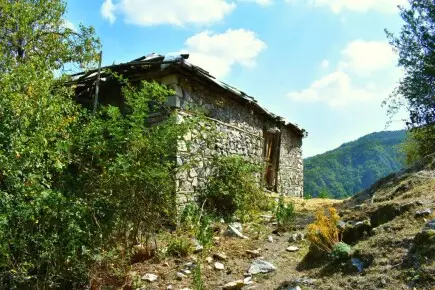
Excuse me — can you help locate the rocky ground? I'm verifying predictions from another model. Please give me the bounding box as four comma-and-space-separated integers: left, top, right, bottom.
122, 155, 434, 290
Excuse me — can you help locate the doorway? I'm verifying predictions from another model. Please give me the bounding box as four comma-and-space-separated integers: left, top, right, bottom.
263, 130, 280, 191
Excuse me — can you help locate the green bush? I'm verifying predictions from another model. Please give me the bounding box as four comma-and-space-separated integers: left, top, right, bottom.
275, 196, 295, 230
330, 242, 352, 261
402, 125, 435, 165
166, 235, 192, 258
199, 155, 264, 221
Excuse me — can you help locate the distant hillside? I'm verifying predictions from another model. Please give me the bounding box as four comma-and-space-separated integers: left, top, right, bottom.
304, 130, 407, 199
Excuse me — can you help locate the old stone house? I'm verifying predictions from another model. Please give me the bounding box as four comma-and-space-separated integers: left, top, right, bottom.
72, 53, 306, 198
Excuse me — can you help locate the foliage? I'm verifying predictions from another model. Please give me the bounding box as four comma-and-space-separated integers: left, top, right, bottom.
330, 242, 352, 261
307, 207, 343, 254
0, 0, 100, 73
384, 0, 435, 159
196, 215, 214, 250
401, 125, 435, 165
384, 0, 435, 129
166, 235, 192, 258
0, 0, 101, 288
274, 196, 295, 230
199, 155, 264, 221
192, 264, 204, 290
304, 130, 406, 199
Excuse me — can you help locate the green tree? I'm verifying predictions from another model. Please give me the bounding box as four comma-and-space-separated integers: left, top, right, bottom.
385, 0, 435, 160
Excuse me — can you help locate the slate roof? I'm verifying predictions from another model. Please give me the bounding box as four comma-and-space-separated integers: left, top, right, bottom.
72, 53, 306, 137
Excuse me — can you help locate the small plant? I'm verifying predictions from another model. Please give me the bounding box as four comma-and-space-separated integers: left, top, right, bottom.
304, 193, 312, 200
199, 155, 264, 221
275, 196, 295, 231
196, 215, 214, 250
307, 207, 343, 254
166, 235, 192, 258
330, 242, 352, 261
192, 263, 204, 290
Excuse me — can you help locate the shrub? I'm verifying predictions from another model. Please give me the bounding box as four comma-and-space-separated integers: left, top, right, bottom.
330, 242, 352, 261
307, 207, 343, 254
275, 196, 295, 230
199, 155, 264, 221
166, 235, 192, 258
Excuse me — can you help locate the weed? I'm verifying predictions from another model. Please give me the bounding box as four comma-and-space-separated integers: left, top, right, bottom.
307, 207, 343, 253
166, 235, 192, 258
275, 196, 295, 231
192, 263, 204, 290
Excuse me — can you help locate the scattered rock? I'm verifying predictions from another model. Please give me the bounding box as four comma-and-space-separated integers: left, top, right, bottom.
184, 262, 195, 269
226, 224, 248, 239
213, 252, 228, 261
215, 262, 225, 270
286, 246, 299, 252
415, 208, 432, 217
141, 273, 158, 282
289, 232, 305, 242
351, 258, 364, 273
162, 262, 169, 267
245, 249, 261, 257
166, 285, 173, 290
194, 244, 203, 253
230, 222, 243, 231
181, 269, 191, 275
248, 260, 276, 275
223, 280, 245, 290
337, 220, 346, 231
206, 256, 213, 264
425, 219, 435, 230
268, 235, 274, 243
287, 286, 301, 290
289, 233, 298, 242
294, 277, 316, 285
176, 272, 186, 280
243, 276, 252, 284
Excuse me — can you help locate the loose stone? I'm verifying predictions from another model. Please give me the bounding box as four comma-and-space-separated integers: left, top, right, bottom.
141, 273, 158, 282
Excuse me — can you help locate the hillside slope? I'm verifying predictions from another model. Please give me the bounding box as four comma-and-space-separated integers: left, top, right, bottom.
116, 155, 434, 290
304, 130, 406, 198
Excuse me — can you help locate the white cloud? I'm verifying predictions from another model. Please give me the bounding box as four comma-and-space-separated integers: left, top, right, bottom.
339, 40, 396, 76
320, 59, 330, 69
286, 0, 406, 13
179, 29, 267, 78
100, 0, 236, 26
287, 39, 400, 108
239, 0, 273, 5
287, 71, 378, 108
101, 0, 116, 23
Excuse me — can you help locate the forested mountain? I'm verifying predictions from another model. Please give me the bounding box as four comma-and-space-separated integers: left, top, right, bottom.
304, 130, 407, 199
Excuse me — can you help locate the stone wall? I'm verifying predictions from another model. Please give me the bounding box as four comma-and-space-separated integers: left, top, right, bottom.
160, 74, 303, 201
278, 128, 304, 197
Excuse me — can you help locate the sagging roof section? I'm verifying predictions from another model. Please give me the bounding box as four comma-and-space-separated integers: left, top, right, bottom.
71, 53, 307, 137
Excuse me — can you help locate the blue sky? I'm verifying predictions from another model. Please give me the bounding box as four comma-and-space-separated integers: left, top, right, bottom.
66, 0, 408, 157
